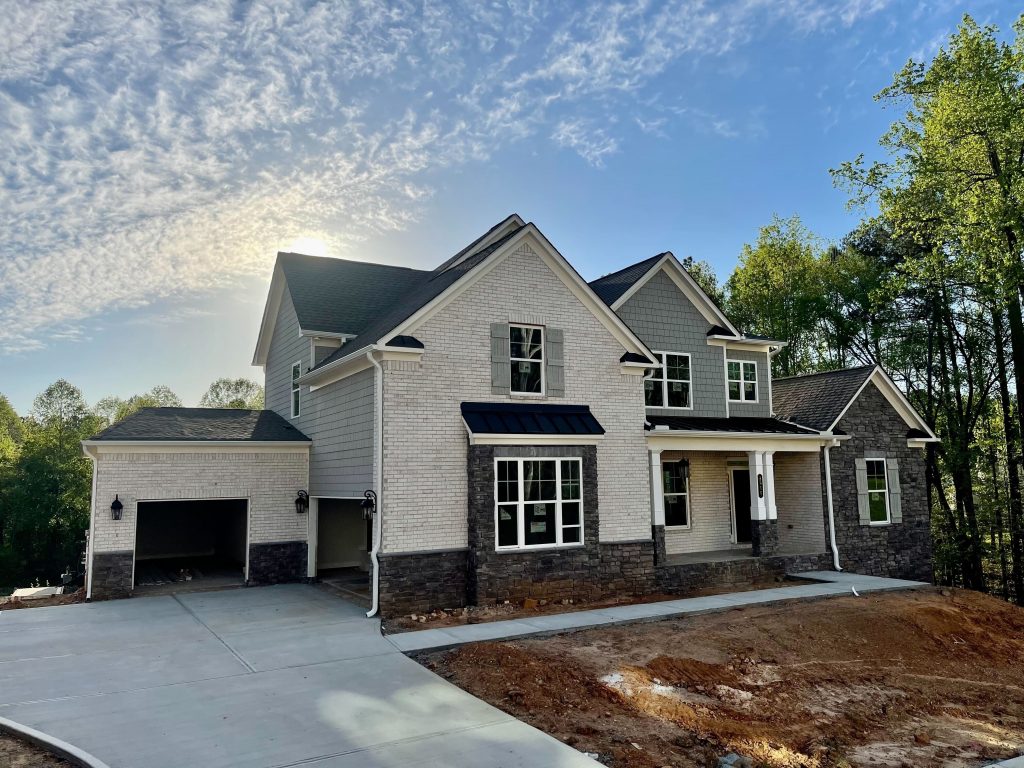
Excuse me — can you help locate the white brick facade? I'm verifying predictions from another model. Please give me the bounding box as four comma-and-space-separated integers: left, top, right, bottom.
380, 238, 650, 554
90, 448, 310, 556
662, 451, 740, 555
774, 452, 827, 554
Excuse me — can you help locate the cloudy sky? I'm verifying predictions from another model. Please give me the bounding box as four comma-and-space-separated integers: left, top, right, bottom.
0, 0, 1013, 412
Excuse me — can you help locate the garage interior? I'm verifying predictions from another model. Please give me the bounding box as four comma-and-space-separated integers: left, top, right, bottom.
316, 498, 371, 603
134, 499, 248, 593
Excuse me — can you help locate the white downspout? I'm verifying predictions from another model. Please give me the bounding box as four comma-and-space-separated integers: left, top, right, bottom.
366, 350, 384, 618
824, 442, 842, 571
83, 445, 98, 600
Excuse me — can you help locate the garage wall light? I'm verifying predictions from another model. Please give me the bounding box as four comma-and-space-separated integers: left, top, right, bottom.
110, 495, 124, 521
294, 490, 309, 514
360, 490, 377, 520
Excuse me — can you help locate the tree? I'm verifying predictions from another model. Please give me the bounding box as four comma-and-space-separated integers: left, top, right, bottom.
94, 385, 182, 426
199, 378, 264, 409
0, 394, 23, 464
0, 380, 101, 588
681, 256, 724, 305
725, 215, 824, 376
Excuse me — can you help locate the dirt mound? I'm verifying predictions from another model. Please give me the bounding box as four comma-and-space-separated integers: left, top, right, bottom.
425, 588, 1024, 767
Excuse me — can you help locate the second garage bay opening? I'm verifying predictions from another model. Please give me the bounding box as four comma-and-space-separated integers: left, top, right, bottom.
134, 499, 248, 593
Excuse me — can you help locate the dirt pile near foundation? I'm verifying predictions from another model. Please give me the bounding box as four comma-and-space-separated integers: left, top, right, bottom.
421, 589, 1024, 767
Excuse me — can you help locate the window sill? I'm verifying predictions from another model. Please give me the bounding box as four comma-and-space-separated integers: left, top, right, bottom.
509, 392, 547, 399
495, 543, 585, 553
645, 405, 694, 411
664, 524, 691, 531
868, 521, 891, 526
728, 399, 759, 405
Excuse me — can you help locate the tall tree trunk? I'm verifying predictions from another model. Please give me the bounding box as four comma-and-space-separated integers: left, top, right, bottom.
997, 303, 1024, 604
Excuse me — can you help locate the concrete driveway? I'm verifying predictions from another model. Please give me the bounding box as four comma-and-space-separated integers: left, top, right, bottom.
0, 585, 596, 767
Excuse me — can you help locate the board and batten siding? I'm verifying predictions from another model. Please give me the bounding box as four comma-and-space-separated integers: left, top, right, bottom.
264, 289, 375, 498
380, 239, 651, 554
615, 270, 726, 418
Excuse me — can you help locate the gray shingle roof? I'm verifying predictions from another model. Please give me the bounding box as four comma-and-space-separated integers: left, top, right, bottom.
588, 254, 664, 305
88, 408, 311, 442
771, 366, 876, 431
278, 252, 429, 336
645, 415, 819, 435
313, 226, 524, 370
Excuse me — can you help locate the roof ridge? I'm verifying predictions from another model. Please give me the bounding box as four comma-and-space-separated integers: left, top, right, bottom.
590, 252, 666, 285
773, 365, 876, 382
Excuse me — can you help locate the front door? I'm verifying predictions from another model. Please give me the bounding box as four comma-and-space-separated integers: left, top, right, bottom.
731, 469, 752, 544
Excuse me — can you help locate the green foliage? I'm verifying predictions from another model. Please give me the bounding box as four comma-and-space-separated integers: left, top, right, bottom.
199, 378, 264, 409
94, 385, 183, 426
725, 215, 824, 376
680, 256, 724, 305
0, 381, 102, 589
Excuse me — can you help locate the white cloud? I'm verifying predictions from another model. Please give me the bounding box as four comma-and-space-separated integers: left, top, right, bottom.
0, 0, 890, 353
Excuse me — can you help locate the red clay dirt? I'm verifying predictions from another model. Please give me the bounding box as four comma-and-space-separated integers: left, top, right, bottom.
420, 588, 1024, 767
0, 734, 70, 768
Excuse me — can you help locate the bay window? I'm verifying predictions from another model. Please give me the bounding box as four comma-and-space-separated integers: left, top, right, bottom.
495, 458, 582, 549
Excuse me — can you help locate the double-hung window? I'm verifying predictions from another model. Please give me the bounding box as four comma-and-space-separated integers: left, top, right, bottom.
645, 352, 692, 408
509, 325, 544, 394
291, 362, 301, 418
495, 458, 582, 549
727, 360, 757, 402
662, 459, 690, 528
865, 458, 890, 524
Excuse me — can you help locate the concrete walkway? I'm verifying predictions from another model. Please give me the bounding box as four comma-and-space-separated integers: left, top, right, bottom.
387, 571, 930, 653
0, 585, 598, 768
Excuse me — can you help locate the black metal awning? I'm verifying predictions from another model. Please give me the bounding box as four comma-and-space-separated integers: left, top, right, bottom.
645, 415, 819, 435
461, 402, 605, 436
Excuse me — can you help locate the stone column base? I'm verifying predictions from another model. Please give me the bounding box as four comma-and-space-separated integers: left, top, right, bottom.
91, 550, 134, 599
751, 520, 779, 557
652, 524, 667, 565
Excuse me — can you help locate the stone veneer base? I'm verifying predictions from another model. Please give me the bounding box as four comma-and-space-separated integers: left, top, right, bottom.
378, 548, 469, 617
247, 541, 308, 585
655, 552, 831, 593
90, 550, 134, 599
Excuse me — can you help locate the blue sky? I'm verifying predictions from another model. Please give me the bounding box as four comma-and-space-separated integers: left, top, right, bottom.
0, 0, 1015, 413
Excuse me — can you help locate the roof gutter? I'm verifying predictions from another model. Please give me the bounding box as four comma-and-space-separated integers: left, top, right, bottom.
80, 440, 312, 448
296, 344, 375, 387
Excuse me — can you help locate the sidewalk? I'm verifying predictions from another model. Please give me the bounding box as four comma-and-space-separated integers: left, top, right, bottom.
386, 570, 929, 653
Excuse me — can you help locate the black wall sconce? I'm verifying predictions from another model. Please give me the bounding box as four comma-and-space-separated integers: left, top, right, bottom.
361, 489, 377, 520
294, 490, 309, 514
110, 495, 123, 521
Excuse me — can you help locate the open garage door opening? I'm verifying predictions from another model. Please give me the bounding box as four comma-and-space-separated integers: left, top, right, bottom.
316, 498, 371, 604
134, 499, 248, 594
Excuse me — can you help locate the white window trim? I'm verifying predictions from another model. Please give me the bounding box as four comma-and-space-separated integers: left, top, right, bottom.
645, 351, 693, 410
726, 359, 759, 403
865, 457, 891, 525
662, 458, 691, 530
291, 361, 302, 418
509, 324, 545, 397
493, 457, 583, 551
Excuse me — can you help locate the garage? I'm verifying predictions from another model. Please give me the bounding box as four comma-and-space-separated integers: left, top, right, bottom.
315, 498, 371, 603
134, 499, 249, 591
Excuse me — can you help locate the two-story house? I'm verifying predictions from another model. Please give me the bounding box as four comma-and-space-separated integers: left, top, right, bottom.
82, 215, 936, 616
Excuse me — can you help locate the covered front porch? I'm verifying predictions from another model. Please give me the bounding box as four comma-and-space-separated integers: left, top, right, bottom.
646, 417, 838, 567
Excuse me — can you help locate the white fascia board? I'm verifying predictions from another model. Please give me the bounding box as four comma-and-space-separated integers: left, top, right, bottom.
82, 440, 311, 455
385, 224, 657, 362
707, 336, 789, 350
252, 264, 286, 366
646, 432, 832, 453
620, 361, 657, 375
611, 253, 741, 336
296, 344, 374, 388
299, 330, 354, 341
828, 367, 938, 440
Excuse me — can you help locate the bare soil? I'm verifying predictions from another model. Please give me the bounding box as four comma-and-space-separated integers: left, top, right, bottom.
420, 588, 1024, 767
0, 589, 85, 611
385, 577, 789, 633
0, 735, 70, 767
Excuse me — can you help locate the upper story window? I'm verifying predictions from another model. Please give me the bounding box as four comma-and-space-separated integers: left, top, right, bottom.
291, 362, 301, 418
727, 360, 757, 402
865, 458, 890, 524
495, 458, 582, 549
510, 325, 544, 394
645, 352, 691, 409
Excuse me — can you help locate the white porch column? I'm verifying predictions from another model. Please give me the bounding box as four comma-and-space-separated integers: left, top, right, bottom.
650, 449, 665, 526
746, 450, 778, 521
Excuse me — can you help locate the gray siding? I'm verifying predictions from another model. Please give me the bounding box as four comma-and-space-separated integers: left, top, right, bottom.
724, 348, 771, 418
617, 270, 726, 418
265, 289, 375, 498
